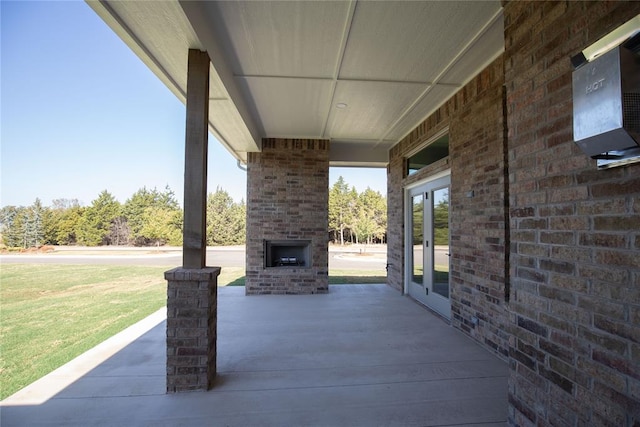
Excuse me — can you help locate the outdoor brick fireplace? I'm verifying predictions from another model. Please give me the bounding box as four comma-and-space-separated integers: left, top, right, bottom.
264, 240, 311, 268
246, 138, 329, 294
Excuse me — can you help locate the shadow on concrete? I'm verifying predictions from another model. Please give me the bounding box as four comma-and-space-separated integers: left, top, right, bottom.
1, 285, 508, 426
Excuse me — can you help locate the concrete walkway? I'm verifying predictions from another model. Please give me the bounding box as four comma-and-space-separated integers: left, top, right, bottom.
1, 285, 508, 426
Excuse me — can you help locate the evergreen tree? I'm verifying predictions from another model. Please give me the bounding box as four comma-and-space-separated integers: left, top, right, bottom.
56, 205, 84, 245
354, 188, 387, 245
328, 178, 387, 245
158, 185, 180, 210
433, 192, 449, 246
206, 188, 246, 246
45, 199, 83, 245
412, 196, 424, 245
76, 190, 121, 246
140, 206, 183, 246
123, 186, 181, 245
22, 199, 46, 248
0, 206, 22, 248
346, 186, 359, 243
328, 176, 351, 245
123, 187, 157, 243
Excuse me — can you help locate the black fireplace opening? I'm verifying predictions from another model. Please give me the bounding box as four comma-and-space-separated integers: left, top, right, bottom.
265, 240, 311, 268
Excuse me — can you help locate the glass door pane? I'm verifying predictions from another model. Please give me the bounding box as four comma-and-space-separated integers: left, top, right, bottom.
411, 194, 424, 285
405, 175, 451, 319
431, 187, 449, 299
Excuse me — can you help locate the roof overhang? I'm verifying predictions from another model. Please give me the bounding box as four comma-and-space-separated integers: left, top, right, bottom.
87, 0, 504, 167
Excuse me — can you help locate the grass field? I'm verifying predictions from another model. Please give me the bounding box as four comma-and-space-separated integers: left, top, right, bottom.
222, 268, 387, 285
0, 263, 385, 399
0, 264, 170, 399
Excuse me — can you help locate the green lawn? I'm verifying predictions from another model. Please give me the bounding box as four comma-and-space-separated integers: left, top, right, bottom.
0, 264, 171, 399
223, 268, 387, 286
0, 264, 386, 399
328, 269, 386, 284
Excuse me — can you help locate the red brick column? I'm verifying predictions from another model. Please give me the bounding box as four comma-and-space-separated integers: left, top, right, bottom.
165, 267, 219, 392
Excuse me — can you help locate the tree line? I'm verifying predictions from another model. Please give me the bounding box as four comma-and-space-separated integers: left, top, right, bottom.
411, 193, 449, 247
0, 177, 386, 249
0, 186, 245, 248
329, 176, 387, 245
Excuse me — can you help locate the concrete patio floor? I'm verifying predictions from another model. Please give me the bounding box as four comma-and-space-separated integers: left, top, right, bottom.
1, 285, 508, 426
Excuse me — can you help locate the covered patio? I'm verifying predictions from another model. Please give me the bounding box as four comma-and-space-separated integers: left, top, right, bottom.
7, 1, 637, 424
1, 285, 507, 426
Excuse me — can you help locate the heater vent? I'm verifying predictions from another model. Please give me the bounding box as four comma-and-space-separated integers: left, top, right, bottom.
572, 44, 640, 169
623, 93, 640, 131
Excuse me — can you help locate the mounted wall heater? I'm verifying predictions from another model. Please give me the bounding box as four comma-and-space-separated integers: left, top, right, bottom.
572, 15, 640, 169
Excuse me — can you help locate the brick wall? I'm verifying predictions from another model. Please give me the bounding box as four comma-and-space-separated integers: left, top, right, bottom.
449, 58, 509, 359
246, 138, 329, 295
387, 56, 509, 358
504, 1, 640, 425
389, 2, 640, 424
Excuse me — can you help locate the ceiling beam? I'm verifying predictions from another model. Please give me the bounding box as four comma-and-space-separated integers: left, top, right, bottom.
179, 0, 263, 148
329, 141, 389, 167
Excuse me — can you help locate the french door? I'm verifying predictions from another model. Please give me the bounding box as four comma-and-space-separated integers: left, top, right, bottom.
406, 174, 451, 319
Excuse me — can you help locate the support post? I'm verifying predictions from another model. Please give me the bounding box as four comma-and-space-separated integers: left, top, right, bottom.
183, 49, 210, 269
165, 49, 217, 393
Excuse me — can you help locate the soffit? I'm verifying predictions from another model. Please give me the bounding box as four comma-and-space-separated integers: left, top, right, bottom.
88, 0, 504, 167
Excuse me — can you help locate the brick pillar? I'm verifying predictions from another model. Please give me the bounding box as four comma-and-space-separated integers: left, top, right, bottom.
165, 267, 219, 393
246, 138, 329, 295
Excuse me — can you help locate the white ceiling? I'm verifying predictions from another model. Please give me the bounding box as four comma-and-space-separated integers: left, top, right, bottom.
88, 0, 504, 167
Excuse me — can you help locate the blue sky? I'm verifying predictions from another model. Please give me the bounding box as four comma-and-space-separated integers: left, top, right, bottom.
1, 1, 386, 208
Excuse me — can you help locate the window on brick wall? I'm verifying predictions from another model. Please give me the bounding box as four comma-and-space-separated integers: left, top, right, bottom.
406, 134, 449, 176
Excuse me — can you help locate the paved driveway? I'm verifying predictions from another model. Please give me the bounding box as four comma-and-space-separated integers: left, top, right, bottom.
0, 245, 390, 271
